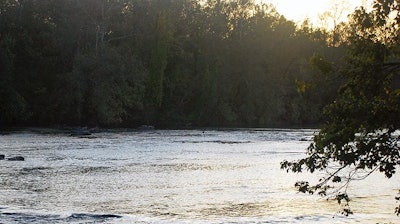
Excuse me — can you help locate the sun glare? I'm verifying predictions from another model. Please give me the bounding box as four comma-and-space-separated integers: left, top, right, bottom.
260, 0, 372, 28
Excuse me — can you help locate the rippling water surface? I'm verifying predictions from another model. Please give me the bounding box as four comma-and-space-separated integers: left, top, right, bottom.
0, 129, 399, 223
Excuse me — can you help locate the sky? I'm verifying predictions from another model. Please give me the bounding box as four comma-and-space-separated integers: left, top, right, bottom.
260, 0, 373, 28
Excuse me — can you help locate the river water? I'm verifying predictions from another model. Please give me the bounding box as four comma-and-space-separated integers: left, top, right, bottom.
0, 129, 398, 223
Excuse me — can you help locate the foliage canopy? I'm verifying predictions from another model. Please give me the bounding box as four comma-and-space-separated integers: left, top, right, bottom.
0, 0, 340, 128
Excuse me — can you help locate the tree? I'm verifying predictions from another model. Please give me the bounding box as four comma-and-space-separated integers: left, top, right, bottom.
0, 2, 30, 125
0, 0, 340, 128
318, 0, 350, 46
147, 11, 172, 109
281, 0, 400, 215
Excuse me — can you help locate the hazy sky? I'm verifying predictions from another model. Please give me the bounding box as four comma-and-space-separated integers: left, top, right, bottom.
261, 0, 372, 27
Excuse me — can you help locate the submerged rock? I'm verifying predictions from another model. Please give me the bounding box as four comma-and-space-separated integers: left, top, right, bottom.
0, 154, 4, 160
68, 213, 122, 219
8, 156, 25, 161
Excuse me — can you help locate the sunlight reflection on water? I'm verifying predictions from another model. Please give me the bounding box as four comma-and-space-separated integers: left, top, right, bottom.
0, 129, 398, 223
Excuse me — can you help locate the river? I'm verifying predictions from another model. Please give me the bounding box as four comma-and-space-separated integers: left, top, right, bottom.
0, 129, 398, 223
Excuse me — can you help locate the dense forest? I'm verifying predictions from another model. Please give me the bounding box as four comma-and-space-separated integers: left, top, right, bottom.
0, 0, 345, 128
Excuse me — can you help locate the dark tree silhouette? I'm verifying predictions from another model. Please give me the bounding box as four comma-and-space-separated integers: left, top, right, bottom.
282, 0, 400, 215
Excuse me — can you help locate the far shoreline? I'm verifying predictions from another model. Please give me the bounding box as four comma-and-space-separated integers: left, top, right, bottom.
0, 125, 321, 136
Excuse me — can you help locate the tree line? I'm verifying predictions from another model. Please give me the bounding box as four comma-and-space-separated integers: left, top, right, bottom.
0, 0, 342, 128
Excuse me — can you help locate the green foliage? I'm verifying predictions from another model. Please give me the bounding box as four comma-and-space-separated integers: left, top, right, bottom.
309, 53, 334, 74
147, 12, 172, 109
0, 0, 343, 127
0, 31, 30, 125
0, 86, 30, 125
72, 47, 147, 126
282, 0, 400, 215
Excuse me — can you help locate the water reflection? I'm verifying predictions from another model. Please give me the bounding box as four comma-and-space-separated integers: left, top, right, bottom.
0, 129, 398, 223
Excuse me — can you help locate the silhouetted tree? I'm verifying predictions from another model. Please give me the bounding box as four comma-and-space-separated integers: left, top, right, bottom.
282, 0, 400, 215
